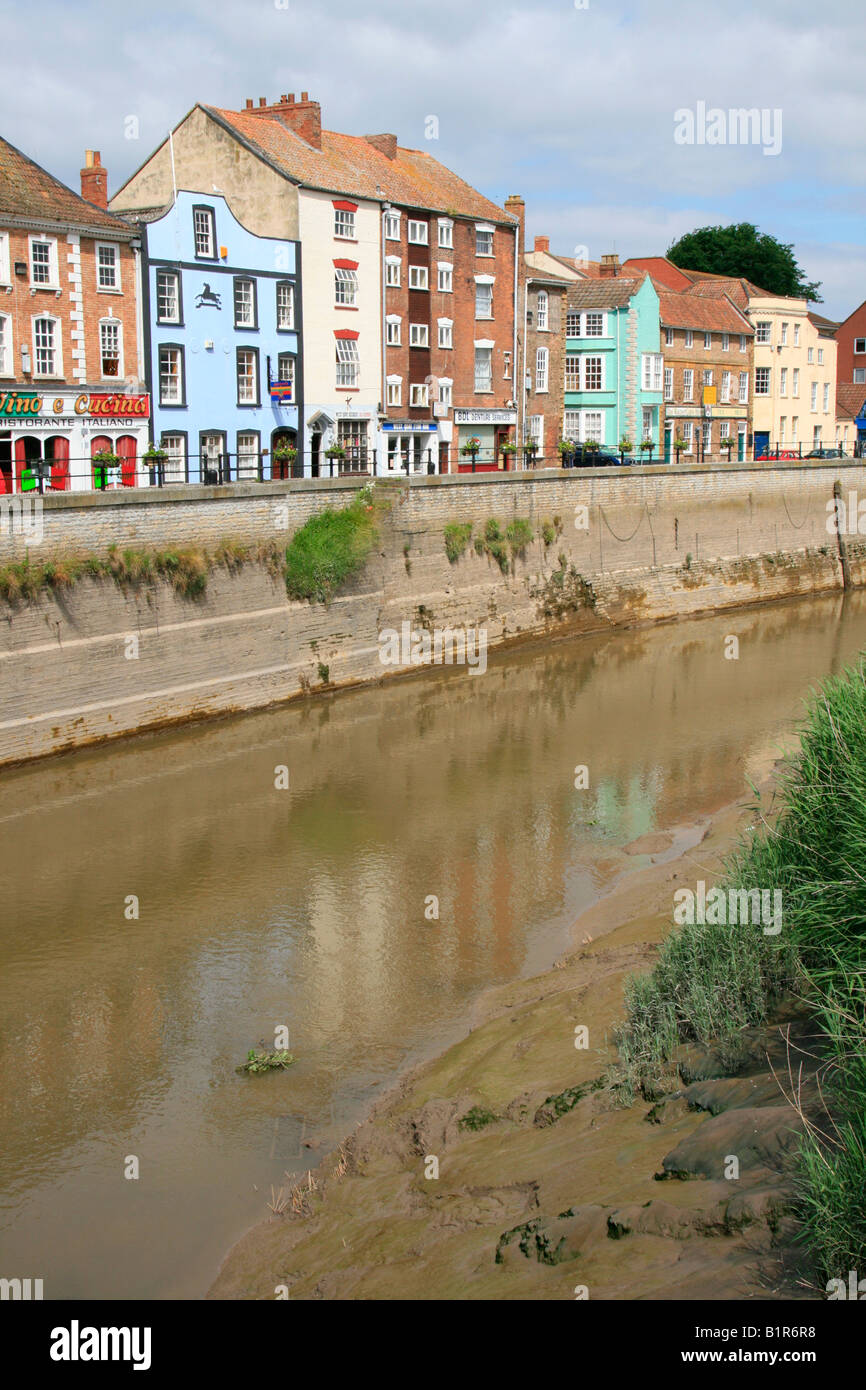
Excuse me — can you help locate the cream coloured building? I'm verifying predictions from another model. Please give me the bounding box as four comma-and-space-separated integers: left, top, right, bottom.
748, 295, 837, 455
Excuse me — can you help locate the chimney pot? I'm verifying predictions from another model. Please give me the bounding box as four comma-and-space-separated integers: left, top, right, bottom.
534, 235, 550, 253
259, 97, 266, 107
287, 93, 294, 103
301, 90, 308, 101
599, 253, 620, 278
245, 98, 253, 109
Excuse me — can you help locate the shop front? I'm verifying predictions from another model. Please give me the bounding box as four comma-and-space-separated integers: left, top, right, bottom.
453, 408, 517, 472
381, 421, 439, 475
0, 389, 150, 493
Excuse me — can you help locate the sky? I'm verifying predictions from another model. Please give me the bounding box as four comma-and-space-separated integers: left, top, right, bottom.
3, 0, 863, 318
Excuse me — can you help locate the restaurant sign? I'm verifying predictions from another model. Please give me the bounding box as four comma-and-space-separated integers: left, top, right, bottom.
0, 391, 150, 419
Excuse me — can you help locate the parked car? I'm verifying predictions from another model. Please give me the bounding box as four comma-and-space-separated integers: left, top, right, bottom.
805, 447, 851, 460
763, 450, 799, 461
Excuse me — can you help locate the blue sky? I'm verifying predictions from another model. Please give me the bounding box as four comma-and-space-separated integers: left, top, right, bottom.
3, 0, 863, 317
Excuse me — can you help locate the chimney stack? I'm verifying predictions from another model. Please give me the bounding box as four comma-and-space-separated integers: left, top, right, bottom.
364, 133, 398, 160
599, 253, 620, 278
80, 150, 107, 209
534, 235, 550, 254
504, 194, 525, 256
245, 92, 322, 149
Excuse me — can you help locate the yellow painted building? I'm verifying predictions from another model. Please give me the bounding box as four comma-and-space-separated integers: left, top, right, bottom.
748, 295, 837, 454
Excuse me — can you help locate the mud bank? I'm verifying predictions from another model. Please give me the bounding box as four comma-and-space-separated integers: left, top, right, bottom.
209, 780, 822, 1301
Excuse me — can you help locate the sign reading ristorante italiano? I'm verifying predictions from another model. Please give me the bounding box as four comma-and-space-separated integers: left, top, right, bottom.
0, 391, 150, 419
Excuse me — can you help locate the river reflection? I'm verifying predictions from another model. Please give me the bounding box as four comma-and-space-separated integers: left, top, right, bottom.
1, 590, 864, 1297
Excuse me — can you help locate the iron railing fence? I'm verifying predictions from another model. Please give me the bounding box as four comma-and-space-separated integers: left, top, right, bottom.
3, 442, 861, 496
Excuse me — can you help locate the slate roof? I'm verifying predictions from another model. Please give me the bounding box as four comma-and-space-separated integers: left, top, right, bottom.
204, 106, 515, 224
657, 289, 754, 334
836, 383, 866, 420
0, 134, 133, 235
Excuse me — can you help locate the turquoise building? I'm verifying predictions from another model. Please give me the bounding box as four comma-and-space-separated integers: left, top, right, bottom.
563, 274, 662, 455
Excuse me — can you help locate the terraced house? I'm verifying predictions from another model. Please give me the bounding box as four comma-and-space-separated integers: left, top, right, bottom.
563, 267, 662, 455
0, 138, 149, 494
656, 290, 754, 461
110, 93, 517, 476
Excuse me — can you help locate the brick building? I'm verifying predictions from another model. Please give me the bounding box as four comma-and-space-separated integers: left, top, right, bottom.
521, 236, 570, 463
656, 290, 755, 462
834, 298, 866, 387
111, 93, 518, 475
0, 138, 148, 493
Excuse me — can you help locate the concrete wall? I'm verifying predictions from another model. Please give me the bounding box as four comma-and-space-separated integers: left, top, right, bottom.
2, 461, 865, 766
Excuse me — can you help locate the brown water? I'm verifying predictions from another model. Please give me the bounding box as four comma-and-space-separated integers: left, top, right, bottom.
2, 590, 866, 1300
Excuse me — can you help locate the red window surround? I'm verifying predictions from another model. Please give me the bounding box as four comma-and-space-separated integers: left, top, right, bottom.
333, 259, 359, 270
334, 329, 360, 340
332, 199, 358, 212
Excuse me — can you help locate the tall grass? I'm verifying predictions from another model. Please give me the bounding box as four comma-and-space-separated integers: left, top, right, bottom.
284, 489, 381, 604
617, 658, 866, 1281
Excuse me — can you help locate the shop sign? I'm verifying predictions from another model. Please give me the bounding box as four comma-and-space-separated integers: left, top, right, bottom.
382, 421, 438, 432
454, 409, 516, 425
0, 390, 150, 419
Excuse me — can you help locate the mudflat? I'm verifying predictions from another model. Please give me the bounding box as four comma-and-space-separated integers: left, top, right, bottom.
209, 784, 819, 1301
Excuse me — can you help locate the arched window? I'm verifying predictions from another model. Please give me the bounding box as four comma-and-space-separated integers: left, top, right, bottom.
536, 290, 548, 330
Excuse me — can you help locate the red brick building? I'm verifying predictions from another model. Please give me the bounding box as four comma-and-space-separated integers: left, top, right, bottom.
522, 235, 570, 463
656, 289, 755, 462
0, 138, 148, 493
835, 298, 866, 386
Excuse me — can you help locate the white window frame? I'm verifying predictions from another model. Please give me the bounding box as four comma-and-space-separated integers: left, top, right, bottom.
810, 381, 818, 412
684, 329, 694, 348
99, 316, 123, 379
0, 312, 12, 376
237, 431, 261, 481
334, 266, 358, 306
407, 220, 428, 245
583, 311, 605, 337
234, 276, 257, 327
386, 375, 402, 406
475, 224, 494, 257
277, 280, 295, 330
438, 318, 453, 349
29, 236, 58, 289
535, 345, 549, 393
32, 314, 61, 376
408, 265, 429, 291
581, 354, 604, 391
794, 323, 800, 346
335, 337, 360, 388
161, 433, 186, 483
663, 366, 674, 401
0, 231, 9, 285
739, 334, 747, 352
780, 323, 788, 345
474, 342, 493, 393
384, 211, 400, 241
780, 367, 788, 396
437, 262, 453, 292
95, 241, 121, 291
738, 371, 749, 403
156, 268, 180, 324
193, 207, 216, 259
236, 347, 259, 406
277, 353, 295, 387
409, 382, 428, 407
664, 326, 674, 347
438, 376, 453, 407
683, 368, 694, 402
792, 368, 800, 397
386, 314, 401, 347
756, 321, 771, 344
755, 366, 771, 396
385, 256, 401, 288
159, 344, 184, 405
475, 276, 494, 319
818, 348, 824, 366
720, 370, 732, 403
722, 333, 729, 351
703, 331, 712, 349
536, 290, 549, 330
334, 208, 356, 240
437, 218, 453, 249
409, 322, 429, 348
641, 352, 663, 392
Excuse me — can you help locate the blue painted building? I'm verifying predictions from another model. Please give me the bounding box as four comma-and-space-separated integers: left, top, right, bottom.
138, 191, 301, 483
563, 274, 662, 455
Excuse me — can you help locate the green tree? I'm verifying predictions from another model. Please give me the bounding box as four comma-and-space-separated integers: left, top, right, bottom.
667, 223, 822, 302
